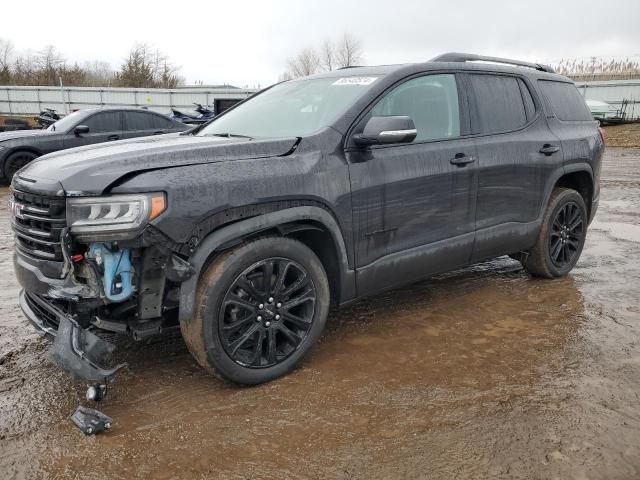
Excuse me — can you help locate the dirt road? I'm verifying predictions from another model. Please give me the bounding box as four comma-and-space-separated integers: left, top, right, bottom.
1, 148, 639, 480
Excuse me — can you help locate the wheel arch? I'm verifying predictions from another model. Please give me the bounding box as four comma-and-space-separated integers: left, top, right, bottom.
554, 165, 594, 220
178, 206, 356, 323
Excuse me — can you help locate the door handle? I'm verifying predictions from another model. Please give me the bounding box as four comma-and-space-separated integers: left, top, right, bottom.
107, 135, 120, 141
539, 144, 560, 156
450, 153, 476, 166
153, 131, 165, 135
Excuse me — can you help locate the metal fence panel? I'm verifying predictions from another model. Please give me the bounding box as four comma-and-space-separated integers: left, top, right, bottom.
0, 85, 256, 116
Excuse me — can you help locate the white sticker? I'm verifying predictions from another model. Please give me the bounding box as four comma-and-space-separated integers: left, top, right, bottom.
332, 77, 378, 86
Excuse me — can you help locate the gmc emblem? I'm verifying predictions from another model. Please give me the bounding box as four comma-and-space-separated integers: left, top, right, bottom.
9, 200, 25, 220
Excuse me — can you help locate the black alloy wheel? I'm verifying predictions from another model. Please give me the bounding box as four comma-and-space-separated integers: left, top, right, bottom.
549, 201, 584, 268
219, 257, 316, 368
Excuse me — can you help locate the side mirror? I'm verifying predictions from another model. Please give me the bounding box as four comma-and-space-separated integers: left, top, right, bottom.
353, 116, 417, 147
74, 125, 90, 135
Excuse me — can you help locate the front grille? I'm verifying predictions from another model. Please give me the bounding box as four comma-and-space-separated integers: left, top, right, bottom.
12, 190, 66, 261
24, 291, 61, 331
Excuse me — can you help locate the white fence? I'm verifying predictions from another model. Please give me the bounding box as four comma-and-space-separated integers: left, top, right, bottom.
2, 80, 639, 120
575, 79, 640, 119
0, 85, 257, 116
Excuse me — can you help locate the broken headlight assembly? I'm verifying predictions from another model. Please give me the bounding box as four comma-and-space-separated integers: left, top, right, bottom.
67, 193, 166, 240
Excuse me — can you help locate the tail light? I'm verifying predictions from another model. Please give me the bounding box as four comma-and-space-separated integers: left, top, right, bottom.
598, 126, 605, 145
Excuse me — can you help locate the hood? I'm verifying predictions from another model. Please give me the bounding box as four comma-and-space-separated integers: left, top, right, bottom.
0, 129, 51, 142
14, 133, 299, 195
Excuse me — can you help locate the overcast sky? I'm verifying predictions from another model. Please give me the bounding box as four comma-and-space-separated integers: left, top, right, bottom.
3, 0, 640, 87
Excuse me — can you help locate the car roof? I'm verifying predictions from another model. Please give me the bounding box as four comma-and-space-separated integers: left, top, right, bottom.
304, 56, 569, 82
76, 107, 166, 115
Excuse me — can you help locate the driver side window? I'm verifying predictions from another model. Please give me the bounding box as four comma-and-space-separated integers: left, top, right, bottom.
371, 74, 460, 142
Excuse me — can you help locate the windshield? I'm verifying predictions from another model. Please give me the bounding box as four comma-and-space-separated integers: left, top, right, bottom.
197, 76, 379, 139
47, 110, 85, 133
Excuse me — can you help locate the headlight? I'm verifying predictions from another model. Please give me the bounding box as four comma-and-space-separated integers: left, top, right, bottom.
67, 193, 166, 237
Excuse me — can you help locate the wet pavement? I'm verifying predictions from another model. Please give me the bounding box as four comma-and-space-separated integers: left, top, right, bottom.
1, 148, 639, 479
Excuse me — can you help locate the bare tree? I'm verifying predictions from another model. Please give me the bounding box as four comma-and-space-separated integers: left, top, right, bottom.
82, 60, 116, 87
0, 38, 13, 70
0, 38, 13, 83
335, 32, 363, 68
286, 47, 321, 78
319, 38, 335, 72
281, 32, 364, 79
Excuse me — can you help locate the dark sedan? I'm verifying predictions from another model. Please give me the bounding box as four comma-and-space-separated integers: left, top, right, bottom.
0, 107, 189, 180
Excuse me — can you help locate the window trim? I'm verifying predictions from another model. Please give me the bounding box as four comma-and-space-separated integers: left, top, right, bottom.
464, 71, 542, 138
344, 70, 471, 152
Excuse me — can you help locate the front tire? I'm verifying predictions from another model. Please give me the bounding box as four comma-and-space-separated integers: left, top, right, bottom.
3, 150, 38, 181
523, 187, 588, 278
180, 236, 330, 385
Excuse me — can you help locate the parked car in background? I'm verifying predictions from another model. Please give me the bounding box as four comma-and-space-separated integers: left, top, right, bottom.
11, 53, 603, 387
0, 107, 190, 181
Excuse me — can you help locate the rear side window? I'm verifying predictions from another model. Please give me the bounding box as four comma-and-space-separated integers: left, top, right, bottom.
84, 112, 121, 133
149, 113, 174, 129
469, 74, 527, 134
371, 74, 460, 141
538, 80, 593, 121
125, 112, 155, 131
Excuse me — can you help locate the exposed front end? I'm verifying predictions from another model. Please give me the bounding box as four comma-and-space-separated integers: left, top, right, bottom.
11, 176, 187, 382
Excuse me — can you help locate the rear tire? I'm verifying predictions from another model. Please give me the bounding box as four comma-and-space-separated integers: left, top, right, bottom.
3, 150, 38, 180
180, 236, 330, 385
523, 187, 588, 278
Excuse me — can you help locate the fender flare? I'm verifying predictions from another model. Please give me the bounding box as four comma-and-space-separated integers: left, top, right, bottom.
178, 206, 355, 323
538, 162, 594, 222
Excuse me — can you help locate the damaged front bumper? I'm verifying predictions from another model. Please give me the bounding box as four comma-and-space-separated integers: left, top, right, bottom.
19, 290, 126, 382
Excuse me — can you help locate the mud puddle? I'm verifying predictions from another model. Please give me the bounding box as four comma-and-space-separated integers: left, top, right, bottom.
1, 148, 639, 479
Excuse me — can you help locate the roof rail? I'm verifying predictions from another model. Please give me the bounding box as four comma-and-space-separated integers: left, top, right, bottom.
430, 52, 555, 74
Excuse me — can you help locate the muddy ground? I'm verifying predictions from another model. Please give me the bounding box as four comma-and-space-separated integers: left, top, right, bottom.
603, 123, 640, 148
1, 148, 639, 479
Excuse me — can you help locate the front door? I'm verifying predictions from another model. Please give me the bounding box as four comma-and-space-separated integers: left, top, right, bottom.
347, 73, 478, 295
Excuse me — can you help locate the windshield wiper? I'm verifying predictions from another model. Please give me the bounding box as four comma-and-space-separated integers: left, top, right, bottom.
208, 133, 253, 139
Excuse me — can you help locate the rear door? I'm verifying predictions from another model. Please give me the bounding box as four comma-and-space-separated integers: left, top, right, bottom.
62, 111, 123, 148
348, 72, 479, 294
466, 73, 560, 261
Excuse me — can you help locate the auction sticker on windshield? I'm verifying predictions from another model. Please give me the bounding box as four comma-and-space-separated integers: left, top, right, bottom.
332, 77, 378, 86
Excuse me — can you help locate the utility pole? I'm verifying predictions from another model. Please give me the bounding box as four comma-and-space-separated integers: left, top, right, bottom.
59, 77, 68, 114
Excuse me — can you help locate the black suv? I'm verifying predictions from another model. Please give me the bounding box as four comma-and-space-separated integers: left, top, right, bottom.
11, 53, 603, 386
0, 107, 189, 180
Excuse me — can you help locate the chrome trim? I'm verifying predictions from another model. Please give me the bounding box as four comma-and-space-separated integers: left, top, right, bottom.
379, 129, 418, 137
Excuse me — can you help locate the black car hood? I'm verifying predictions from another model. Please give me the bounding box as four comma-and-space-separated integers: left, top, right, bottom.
0, 129, 52, 142
14, 133, 299, 195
